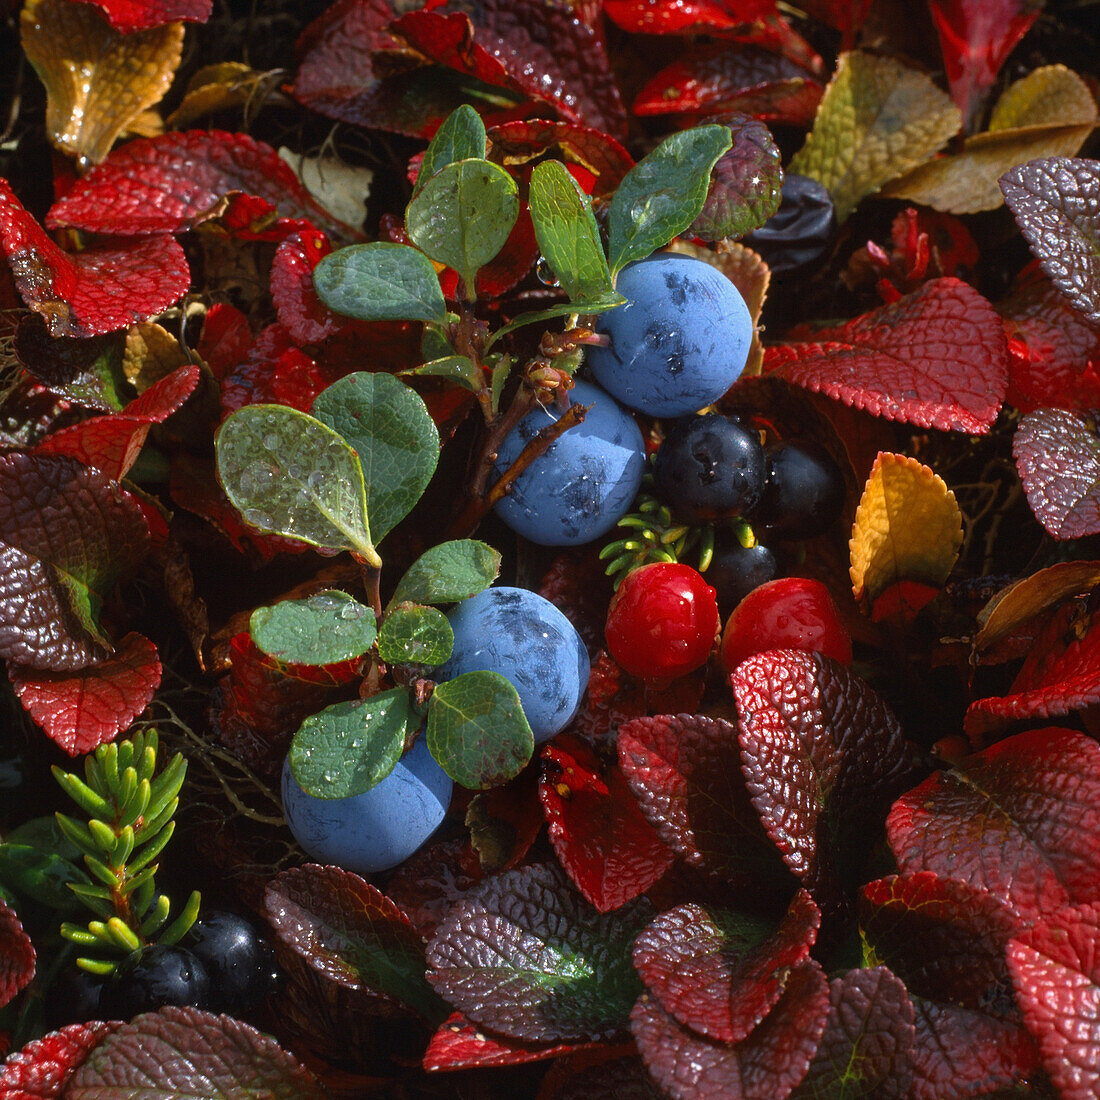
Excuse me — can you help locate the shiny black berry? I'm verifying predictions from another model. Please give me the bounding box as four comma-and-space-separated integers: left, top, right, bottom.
186, 910, 280, 1014
653, 414, 766, 525
43, 965, 105, 1028
98, 944, 212, 1020
742, 173, 837, 277
755, 440, 846, 540
706, 535, 780, 620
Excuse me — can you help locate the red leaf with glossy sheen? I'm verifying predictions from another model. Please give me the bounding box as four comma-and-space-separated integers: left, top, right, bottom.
35, 363, 200, 480
603, 0, 774, 34
219, 324, 331, 417
631, 960, 829, 1100
0, 1022, 119, 1099
887, 728, 1100, 923
790, 966, 914, 1100
71, 0, 210, 32
0, 179, 189, 339
46, 131, 347, 239
632, 890, 819, 1043
271, 229, 344, 345
540, 735, 674, 912
617, 713, 786, 886
423, 1012, 592, 1071
9, 632, 161, 755
1013, 407, 1100, 539
1008, 902, 1100, 1100
197, 303, 252, 380
764, 278, 1008, 434
0, 900, 35, 1009
733, 650, 917, 904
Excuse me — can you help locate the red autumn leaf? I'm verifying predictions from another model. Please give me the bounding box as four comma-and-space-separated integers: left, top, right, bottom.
466, 766, 543, 873
219, 324, 332, 417
617, 712, 787, 886
603, 0, 775, 34
9, 632, 161, 755
204, 192, 318, 244
0, 900, 35, 1009
630, 960, 829, 1100
0, 179, 189, 339
271, 229, 344, 345
733, 650, 917, 908
0, 1022, 119, 1099
764, 278, 1009, 434
422, 1011, 594, 1071
384, 837, 481, 940
70, 0, 211, 32
632, 889, 819, 1043
887, 728, 1100, 923
35, 363, 200, 480
540, 734, 674, 912
632, 46, 823, 128
1008, 902, 1100, 1100
1013, 407, 1100, 539
197, 303, 252, 380
796, 0, 872, 38
46, 130, 351, 240
929, 0, 1041, 129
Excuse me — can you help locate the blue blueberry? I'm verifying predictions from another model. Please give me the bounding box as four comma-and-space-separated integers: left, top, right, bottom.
438, 587, 590, 744
281, 736, 452, 874
490, 379, 645, 546
585, 252, 753, 416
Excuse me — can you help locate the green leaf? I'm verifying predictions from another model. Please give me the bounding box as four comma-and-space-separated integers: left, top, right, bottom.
606, 124, 733, 276
313, 242, 448, 324
415, 104, 487, 194
0, 843, 88, 911
312, 372, 440, 546
490, 354, 512, 415
406, 158, 519, 298
483, 297, 625, 352
249, 590, 377, 667
529, 160, 614, 303
289, 690, 412, 799
389, 539, 501, 609
377, 604, 454, 666
215, 404, 378, 565
421, 323, 457, 362
404, 354, 484, 393
426, 670, 534, 789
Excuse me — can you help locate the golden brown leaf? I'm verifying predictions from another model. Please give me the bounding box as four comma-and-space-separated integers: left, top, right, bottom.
166, 62, 264, 129
123, 322, 191, 391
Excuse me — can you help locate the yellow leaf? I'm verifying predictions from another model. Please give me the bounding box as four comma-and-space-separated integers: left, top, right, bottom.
789, 51, 960, 223
123, 322, 190, 391
849, 452, 962, 605
21, 0, 183, 166
880, 66, 1097, 215
166, 62, 263, 129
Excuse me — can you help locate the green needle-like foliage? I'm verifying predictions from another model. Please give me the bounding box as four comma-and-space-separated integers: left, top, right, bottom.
53, 729, 201, 974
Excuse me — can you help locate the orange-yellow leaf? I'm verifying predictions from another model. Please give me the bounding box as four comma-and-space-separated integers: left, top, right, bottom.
123, 322, 191, 391
21, 0, 183, 166
849, 452, 963, 605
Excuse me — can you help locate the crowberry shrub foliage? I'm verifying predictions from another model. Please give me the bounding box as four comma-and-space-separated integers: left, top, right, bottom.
1, 0, 1100, 1096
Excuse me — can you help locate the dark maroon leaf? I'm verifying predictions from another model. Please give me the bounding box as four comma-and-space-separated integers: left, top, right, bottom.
9, 632, 161, 756
1013, 407, 1100, 539
383, 838, 481, 939
617, 713, 787, 886
426, 862, 651, 1043
63, 1006, 327, 1099
540, 1053, 663, 1100
764, 278, 1009, 434
733, 650, 917, 904
0, 453, 150, 671
70, 0, 211, 32
1000, 158, 1100, 325
467, 765, 543, 873
0, 1022, 119, 1099
538, 552, 614, 657
790, 966, 915, 1100
1008, 901, 1100, 1100
632, 890, 819, 1043
540, 735, 674, 913
603, 0, 775, 34
422, 1011, 595, 1071
0, 898, 35, 1009
887, 728, 1100, 923
264, 863, 448, 1023
630, 960, 829, 1100
13, 315, 127, 412
0, 179, 189, 339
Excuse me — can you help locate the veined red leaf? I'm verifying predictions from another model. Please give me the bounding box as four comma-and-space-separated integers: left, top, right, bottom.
271, 230, 344, 345
423, 1012, 595, 1071
384, 838, 481, 940
71, 0, 211, 31
603, 0, 775, 34
0, 899, 35, 1009
197, 303, 252, 380
0, 1022, 119, 1099
0, 179, 189, 338
764, 278, 1008, 434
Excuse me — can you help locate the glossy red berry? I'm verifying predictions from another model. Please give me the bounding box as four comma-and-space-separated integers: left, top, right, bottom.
720, 577, 852, 675
605, 562, 721, 681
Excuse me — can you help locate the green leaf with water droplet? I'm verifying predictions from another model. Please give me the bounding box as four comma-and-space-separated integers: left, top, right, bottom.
427, 670, 534, 789
403, 354, 483, 393
289, 689, 413, 799
312, 372, 440, 547
249, 590, 377, 667
377, 604, 453, 667
388, 539, 501, 610
215, 404, 378, 565
313, 242, 448, 324
415, 104, 487, 195
607, 124, 733, 277
529, 159, 615, 304
406, 158, 519, 299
